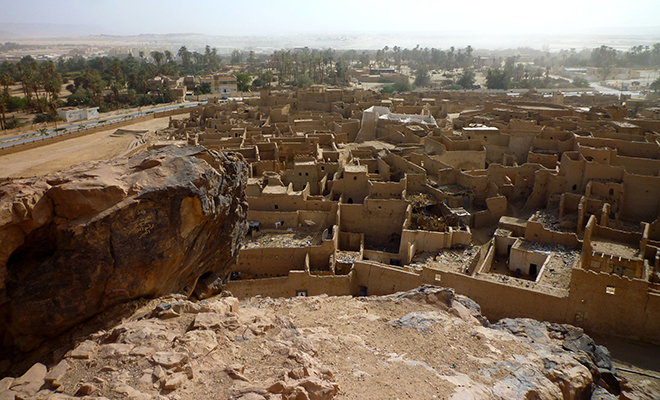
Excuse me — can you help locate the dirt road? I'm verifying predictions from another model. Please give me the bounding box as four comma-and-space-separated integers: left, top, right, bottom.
0, 116, 173, 178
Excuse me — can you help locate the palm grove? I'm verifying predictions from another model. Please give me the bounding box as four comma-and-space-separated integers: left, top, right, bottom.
1, 43, 660, 130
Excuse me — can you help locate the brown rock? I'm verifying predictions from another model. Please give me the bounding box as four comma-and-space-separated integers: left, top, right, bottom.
0, 146, 248, 351
0, 392, 14, 400
226, 364, 250, 381
75, 383, 97, 396
0, 378, 13, 392
236, 393, 267, 400
157, 308, 181, 319
162, 373, 187, 390
45, 360, 69, 386
69, 340, 97, 359
192, 312, 225, 330
151, 351, 189, 369
543, 358, 594, 400
152, 365, 166, 380
267, 381, 286, 394
98, 343, 132, 359
129, 346, 156, 357
298, 377, 339, 400
9, 362, 47, 396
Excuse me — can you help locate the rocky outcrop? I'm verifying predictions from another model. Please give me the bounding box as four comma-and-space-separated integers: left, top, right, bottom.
1, 286, 656, 399
493, 318, 622, 397
0, 145, 249, 351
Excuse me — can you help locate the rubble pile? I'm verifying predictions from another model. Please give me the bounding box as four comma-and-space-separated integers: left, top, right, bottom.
411, 213, 447, 232
434, 245, 479, 267
242, 231, 321, 249
523, 241, 581, 266
535, 211, 576, 233
335, 251, 360, 263
405, 192, 437, 210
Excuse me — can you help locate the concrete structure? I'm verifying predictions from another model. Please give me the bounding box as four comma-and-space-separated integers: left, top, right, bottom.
199, 74, 238, 95
57, 107, 99, 123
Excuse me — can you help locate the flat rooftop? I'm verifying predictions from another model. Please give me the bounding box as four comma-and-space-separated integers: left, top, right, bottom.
242, 229, 323, 249
344, 165, 368, 173
591, 238, 640, 259
262, 185, 289, 195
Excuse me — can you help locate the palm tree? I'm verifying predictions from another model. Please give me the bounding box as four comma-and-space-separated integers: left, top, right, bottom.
0, 103, 6, 130
0, 74, 12, 100
110, 81, 123, 103
139, 80, 148, 107
151, 51, 164, 70
178, 46, 191, 73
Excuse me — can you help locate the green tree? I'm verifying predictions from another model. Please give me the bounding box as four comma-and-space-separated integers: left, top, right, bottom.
381, 78, 411, 94
235, 73, 251, 91
651, 77, 660, 92
0, 103, 6, 130
335, 59, 348, 82
178, 46, 191, 72
393, 78, 411, 92
230, 50, 243, 64
414, 65, 430, 87
591, 45, 619, 79
572, 77, 590, 88
151, 51, 164, 70
485, 68, 511, 90
456, 69, 475, 88
296, 74, 314, 87
199, 82, 212, 94
164, 50, 173, 63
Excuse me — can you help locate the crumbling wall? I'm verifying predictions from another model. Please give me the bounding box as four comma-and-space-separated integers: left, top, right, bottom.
339, 200, 408, 250
622, 172, 660, 221
524, 220, 581, 248
569, 268, 660, 344
226, 270, 352, 298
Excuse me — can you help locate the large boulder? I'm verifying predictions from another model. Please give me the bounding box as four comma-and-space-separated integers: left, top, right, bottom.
0, 145, 249, 351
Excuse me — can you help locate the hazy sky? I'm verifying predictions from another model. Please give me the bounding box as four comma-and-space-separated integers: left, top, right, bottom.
1, 0, 659, 37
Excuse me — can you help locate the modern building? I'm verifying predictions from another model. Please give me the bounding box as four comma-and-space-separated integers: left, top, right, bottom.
57, 107, 99, 123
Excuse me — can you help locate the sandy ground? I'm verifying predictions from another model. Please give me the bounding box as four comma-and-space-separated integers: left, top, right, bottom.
0, 116, 172, 178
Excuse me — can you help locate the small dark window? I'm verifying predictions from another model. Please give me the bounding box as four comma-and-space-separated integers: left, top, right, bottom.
375, 169, 379, 174
305, 172, 309, 176
299, 172, 302, 176
609, 188, 614, 196
347, 198, 354, 204
353, 176, 357, 180
274, 205, 279, 209
572, 184, 577, 191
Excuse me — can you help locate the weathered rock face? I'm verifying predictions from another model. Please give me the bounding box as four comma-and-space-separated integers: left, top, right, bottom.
0, 145, 249, 351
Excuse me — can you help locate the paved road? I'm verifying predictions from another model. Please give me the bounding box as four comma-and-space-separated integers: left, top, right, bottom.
0, 102, 205, 150
587, 82, 646, 97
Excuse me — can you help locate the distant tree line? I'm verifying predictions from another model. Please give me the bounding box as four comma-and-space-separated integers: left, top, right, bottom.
3, 41, 660, 129
0, 44, 228, 128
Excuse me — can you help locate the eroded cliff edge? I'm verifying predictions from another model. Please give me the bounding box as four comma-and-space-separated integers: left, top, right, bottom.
0, 145, 249, 352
